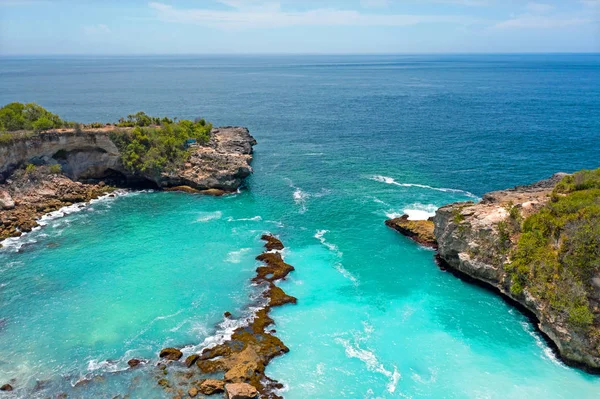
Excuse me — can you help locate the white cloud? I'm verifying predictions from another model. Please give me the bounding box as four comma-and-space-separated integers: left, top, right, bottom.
84, 24, 111, 35
148, 1, 481, 29
493, 15, 590, 29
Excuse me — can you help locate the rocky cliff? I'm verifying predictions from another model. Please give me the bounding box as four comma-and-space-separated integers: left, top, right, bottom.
387, 173, 600, 373
0, 126, 256, 192
0, 126, 257, 242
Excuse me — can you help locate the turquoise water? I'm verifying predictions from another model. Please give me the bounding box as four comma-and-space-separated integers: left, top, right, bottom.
1, 55, 599, 398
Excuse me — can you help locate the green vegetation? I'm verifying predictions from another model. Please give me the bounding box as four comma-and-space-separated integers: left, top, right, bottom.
25, 164, 36, 174
506, 169, 600, 330
49, 164, 62, 174
109, 117, 212, 176
0, 102, 64, 132
0, 102, 214, 177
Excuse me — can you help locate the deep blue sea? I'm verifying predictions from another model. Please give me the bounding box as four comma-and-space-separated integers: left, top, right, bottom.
0, 54, 599, 398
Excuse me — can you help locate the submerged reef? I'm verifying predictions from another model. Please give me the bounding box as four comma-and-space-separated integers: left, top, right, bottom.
154, 234, 296, 399
386, 169, 600, 373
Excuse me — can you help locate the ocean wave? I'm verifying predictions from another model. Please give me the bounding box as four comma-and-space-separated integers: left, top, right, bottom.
335, 323, 401, 394
384, 203, 439, 221
226, 216, 262, 222
519, 320, 567, 368
226, 248, 251, 264
196, 211, 223, 222
0, 189, 133, 252
293, 188, 309, 213
370, 175, 480, 200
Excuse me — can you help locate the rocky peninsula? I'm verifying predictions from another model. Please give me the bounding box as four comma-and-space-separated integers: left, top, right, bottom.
0, 123, 256, 242
386, 170, 600, 373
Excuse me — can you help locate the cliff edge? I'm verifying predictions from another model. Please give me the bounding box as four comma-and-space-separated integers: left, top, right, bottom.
387, 171, 600, 372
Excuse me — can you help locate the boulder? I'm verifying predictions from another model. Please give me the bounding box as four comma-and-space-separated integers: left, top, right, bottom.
188, 387, 199, 397
127, 358, 141, 368
0, 190, 15, 210
197, 379, 225, 395
225, 383, 258, 399
184, 354, 199, 368
0, 384, 12, 391
159, 348, 183, 361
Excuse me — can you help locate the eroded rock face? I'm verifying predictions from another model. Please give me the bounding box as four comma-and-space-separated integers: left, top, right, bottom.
159, 348, 183, 361
160, 127, 257, 192
433, 173, 600, 372
0, 126, 257, 193
385, 215, 437, 248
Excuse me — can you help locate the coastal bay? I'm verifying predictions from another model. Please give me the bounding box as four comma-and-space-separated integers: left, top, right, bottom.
1, 55, 599, 398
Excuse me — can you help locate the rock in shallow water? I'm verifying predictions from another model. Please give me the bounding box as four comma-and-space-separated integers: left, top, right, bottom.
159, 348, 183, 361
197, 379, 225, 395
225, 382, 258, 399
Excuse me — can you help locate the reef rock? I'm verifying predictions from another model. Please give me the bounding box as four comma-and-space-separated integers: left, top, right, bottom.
385, 215, 437, 248
225, 382, 258, 399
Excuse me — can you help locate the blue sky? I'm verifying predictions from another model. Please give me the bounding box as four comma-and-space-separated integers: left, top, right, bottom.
0, 0, 599, 54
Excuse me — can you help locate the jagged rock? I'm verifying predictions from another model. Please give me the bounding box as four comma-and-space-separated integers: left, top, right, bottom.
225, 383, 258, 399
261, 234, 284, 251
224, 311, 232, 318
127, 358, 141, 368
385, 215, 437, 248
197, 379, 225, 395
184, 354, 199, 368
159, 348, 183, 361
188, 387, 199, 397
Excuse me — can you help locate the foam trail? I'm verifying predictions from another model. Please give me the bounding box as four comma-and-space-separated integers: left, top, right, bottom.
314, 230, 358, 285
196, 211, 222, 222
370, 175, 480, 200
226, 248, 251, 264
0, 189, 133, 252
226, 216, 262, 222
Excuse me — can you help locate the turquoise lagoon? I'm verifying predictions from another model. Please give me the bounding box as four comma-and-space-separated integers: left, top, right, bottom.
0, 55, 599, 398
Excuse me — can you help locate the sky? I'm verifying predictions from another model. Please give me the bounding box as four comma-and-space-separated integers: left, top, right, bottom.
0, 0, 599, 55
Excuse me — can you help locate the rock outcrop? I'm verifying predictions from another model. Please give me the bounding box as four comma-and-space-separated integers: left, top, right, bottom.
386, 173, 600, 373
433, 173, 600, 372
385, 215, 437, 248
0, 126, 257, 192
0, 126, 256, 242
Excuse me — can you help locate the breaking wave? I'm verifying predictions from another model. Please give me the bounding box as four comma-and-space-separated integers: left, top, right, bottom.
314, 230, 358, 285
370, 175, 479, 200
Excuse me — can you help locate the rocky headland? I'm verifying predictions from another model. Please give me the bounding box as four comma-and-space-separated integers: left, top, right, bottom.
386, 171, 600, 373
0, 126, 256, 243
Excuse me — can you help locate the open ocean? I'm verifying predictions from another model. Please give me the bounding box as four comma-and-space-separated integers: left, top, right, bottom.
0, 54, 599, 398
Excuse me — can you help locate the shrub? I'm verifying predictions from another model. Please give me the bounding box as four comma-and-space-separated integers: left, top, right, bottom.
49, 164, 62, 174
32, 116, 55, 132
25, 164, 36, 174
507, 169, 600, 331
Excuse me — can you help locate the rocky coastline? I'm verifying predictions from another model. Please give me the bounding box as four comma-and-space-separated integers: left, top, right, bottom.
0, 126, 256, 243
386, 173, 600, 373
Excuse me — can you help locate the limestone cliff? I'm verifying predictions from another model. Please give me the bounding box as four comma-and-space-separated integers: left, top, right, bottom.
0, 126, 256, 192
433, 173, 600, 372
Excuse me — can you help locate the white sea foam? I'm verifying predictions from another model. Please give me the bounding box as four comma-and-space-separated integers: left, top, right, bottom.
400, 203, 439, 221
314, 230, 359, 285
293, 188, 309, 213
196, 210, 223, 222
519, 320, 567, 368
226, 216, 262, 222
0, 189, 133, 252
226, 248, 251, 264
370, 175, 480, 200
